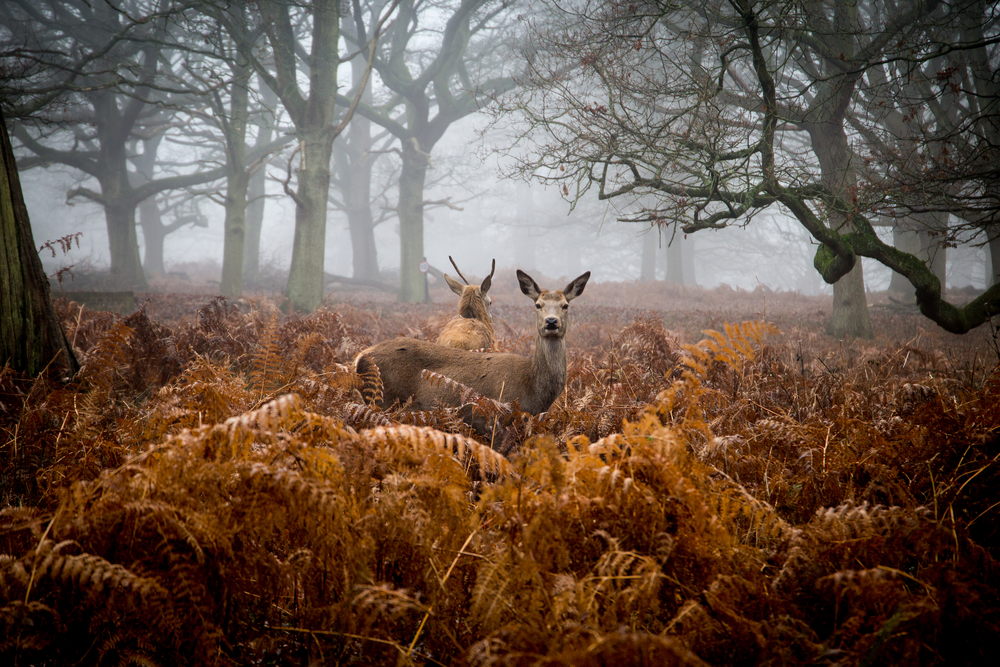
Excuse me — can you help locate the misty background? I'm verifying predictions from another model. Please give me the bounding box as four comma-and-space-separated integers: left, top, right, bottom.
3, 0, 994, 306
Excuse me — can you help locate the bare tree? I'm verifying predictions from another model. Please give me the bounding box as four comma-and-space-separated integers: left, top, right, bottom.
343, 0, 521, 302
220, 0, 398, 311
493, 0, 1000, 335
0, 0, 233, 289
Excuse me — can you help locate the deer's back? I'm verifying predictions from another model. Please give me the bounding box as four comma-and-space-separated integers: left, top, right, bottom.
356, 337, 534, 411
437, 318, 495, 350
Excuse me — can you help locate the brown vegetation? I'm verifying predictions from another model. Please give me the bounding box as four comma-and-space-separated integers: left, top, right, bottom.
1, 278, 999, 666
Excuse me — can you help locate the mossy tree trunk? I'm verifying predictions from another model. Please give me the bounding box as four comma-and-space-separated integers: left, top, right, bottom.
805, 63, 873, 339
0, 110, 79, 376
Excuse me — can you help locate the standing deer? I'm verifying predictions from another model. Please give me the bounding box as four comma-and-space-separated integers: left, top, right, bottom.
355, 269, 590, 417
437, 256, 496, 350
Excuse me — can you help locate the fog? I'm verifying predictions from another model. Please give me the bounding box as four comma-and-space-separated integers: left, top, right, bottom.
24, 117, 989, 296
10, 0, 992, 301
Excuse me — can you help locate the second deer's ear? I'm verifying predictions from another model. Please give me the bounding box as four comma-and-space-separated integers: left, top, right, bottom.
517, 269, 541, 300
564, 271, 591, 301
444, 274, 466, 296
481, 259, 496, 294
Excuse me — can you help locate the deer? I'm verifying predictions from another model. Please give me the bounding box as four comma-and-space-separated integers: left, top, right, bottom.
437, 256, 496, 351
354, 269, 590, 422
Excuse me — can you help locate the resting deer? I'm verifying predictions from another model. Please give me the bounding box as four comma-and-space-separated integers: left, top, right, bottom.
355, 269, 590, 418
437, 256, 496, 351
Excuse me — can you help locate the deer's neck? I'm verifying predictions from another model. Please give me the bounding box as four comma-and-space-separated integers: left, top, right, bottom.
530, 334, 567, 412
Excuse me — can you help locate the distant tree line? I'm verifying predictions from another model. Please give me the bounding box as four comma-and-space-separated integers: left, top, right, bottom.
2, 0, 998, 335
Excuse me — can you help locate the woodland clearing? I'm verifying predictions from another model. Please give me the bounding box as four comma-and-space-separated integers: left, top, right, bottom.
2, 273, 999, 666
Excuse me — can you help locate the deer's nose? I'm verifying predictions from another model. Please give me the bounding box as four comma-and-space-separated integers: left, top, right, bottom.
544, 317, 559, 329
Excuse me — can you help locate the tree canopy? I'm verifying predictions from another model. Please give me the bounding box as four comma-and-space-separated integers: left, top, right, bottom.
493, 0, 1000, 334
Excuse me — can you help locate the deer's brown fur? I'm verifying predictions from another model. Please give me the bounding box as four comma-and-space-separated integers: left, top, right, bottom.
356, 269, 590, 417
437, 257, 496, 350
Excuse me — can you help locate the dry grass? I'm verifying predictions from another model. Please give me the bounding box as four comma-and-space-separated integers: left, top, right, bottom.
1, 280, 998, 666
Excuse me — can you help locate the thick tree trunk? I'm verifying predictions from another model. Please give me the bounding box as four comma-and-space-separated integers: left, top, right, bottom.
889, 225, 920, 294
682, 235, 696, 286
220, 65, 251, 299
133, 135, 166, 279
397, 138, 429, 303
243, 167, 266, 286
220, 170, 250, 298
829, 262, 870, 338
139, 197, 166, 278
0, 111, 79, 376
104, 191, 147, 289
915, 210, 949, 292
257, 0, 340, 312
346, 181, 380, 281
286, 132, 335, 311
243, 80, 278, 288
342, 50, 380, 282
640, 229, 657, 282
807, 113, 872, 338
514, 184, 536, 271
665, 235, 684, 285
989, 228, 1000, 287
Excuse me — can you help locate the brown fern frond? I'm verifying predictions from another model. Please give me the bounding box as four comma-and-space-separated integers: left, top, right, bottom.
249, 313, 283, 398
361, 425, 512, 477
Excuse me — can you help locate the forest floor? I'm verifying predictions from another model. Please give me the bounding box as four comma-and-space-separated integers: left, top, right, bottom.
2, 275, 999, 666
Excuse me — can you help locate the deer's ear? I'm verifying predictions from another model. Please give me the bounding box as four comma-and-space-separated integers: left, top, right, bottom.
517, 270, 541, 300
564, 271, 591, 301
481, 259, 496, 294
444, 274, 466, 296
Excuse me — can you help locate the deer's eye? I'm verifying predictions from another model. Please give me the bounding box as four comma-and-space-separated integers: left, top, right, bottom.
535, 302, 542, 309
561, 303, 569, 310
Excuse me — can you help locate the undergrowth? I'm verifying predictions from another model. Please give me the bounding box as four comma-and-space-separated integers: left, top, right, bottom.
0, 294, 997, 666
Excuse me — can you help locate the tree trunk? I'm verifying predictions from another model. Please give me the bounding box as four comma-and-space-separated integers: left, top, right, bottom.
916, 210, 949, 291
220, 170, 250, 297
0, 110, 79, 376
286, 131, 335, 311
665, 233, 684, 285
103, 189, 147, 289
640, 228, 657, 282
514, 184, 536, 271
829, 262, 870, 338
243, 80, 278, 288
806, 114, 872, 338
93, 90, 148, 290
139, 196, 166, 278
134, 135, 165, 279
244, 166, 266, 286
889, 225, 920, 294
342, 49, 380, 282
989, 227, 1000, 287
682, 234, 696, 286
255, 0, 341, 312
397, 138, 430, 302
345, 175, 380, 281
220, 63, 251, 299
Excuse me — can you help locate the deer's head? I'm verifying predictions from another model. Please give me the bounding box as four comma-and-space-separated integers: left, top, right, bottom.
444, 257, 495, 324
517, 270, 591, 340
